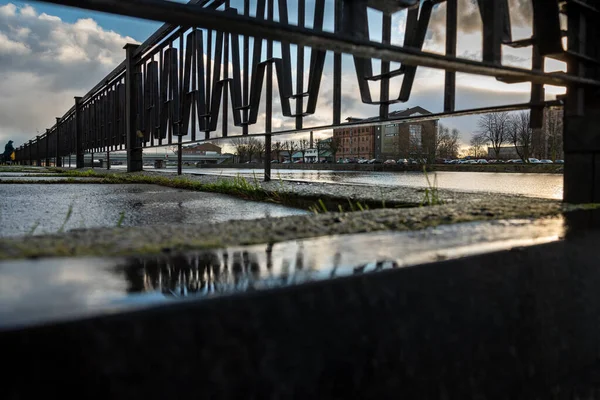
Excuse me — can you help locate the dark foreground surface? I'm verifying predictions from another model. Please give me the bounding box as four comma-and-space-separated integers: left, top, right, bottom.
3, 209, 600, 399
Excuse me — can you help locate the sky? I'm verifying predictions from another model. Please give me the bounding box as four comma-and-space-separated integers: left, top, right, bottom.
0, 0, 566, 150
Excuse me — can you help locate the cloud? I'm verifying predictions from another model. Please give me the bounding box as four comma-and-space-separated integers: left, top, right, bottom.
0, 3, 138, 146
428, 0, 533, 44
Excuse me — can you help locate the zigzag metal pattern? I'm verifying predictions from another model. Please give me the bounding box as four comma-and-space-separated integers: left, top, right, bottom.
13, 0, 585, 166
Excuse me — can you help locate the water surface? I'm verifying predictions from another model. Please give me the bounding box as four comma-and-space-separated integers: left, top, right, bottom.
0, 183, 307, 237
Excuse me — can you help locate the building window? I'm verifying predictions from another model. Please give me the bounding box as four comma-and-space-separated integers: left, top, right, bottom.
384, 125, 398, 137
409, 125, 422, 148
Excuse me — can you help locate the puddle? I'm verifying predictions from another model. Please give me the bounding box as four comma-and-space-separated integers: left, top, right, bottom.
0, 183, 308, 237
0, 216, 568, 330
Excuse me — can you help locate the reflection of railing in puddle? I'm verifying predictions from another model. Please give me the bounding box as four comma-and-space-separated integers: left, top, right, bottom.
118, 244, 399, 298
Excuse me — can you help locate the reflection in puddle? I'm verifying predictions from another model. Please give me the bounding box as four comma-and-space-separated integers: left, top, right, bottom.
3, 211, 596, 329
119, 249, 399, 300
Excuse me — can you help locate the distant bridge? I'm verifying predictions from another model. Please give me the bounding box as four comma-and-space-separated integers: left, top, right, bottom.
103, 153, 232, 164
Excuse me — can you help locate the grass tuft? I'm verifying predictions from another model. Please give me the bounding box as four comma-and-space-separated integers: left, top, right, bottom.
421, 167, 443, 206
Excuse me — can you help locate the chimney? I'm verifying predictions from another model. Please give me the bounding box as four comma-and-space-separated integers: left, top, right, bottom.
309, 131, 314, 149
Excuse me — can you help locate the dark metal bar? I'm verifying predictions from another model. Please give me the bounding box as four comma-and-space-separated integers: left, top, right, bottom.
205, 29, 212, 140
296, 0, 305, 130
29, 0, 600, 87
222, 2, 229, 138
215, 101, 561, 141
45, 129, 50, 167
563, 5, 600, 203
264, 0, 273, 182
479, 0, 504, 64
444, 0, 457, 112
177, 136, 183, 175
36, 136, 41, 166
379, 13, 391, 119
55, 117, 62, 167
28, 140, 33, 166
333, 0, 341, 125
125, 43, 143, 172
242, 0, 249, 135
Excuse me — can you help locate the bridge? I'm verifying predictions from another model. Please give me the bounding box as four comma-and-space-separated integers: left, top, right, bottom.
12, 0, 600, 204
102, 152, 232, 165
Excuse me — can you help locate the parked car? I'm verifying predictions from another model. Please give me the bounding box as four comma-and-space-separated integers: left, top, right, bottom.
555, 159, 564, 164
397, 158, 408, 165
294, 160, 304, 163
528, 158, 541, 164
282, 160, 291, 164
271, 159, 279, 163
476, 159, 488, 164
540, 159, 553, 164
384, 159, 396, 165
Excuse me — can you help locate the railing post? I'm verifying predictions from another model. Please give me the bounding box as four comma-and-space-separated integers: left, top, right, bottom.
264, 134, 272, 181
563, 6, 600, 203
55, 117, 62, 167
124, 43, 142, 173
177, 137, 182, 175
28, 140, 33, 166
74, 97, 85, 169
36, 136, 41, 166
45, 129, 50, 167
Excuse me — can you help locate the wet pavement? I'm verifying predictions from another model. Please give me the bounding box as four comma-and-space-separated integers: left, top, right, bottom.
177, 168, 564, 199
0, 183, 308, 237
0, 216, 564, 329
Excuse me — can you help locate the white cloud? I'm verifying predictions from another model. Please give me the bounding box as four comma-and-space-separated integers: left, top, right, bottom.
0, 3, 138, 145
19, 5, 36, 18
0, 32, 30, 55
0, 3, 16, 17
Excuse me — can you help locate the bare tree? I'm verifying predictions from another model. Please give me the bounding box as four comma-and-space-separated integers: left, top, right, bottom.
477, 112, 510, 159
508, 111, 534, 162
436, 124, 460, 160
469, 134, 488, 159
327, 136, 341, 162
298, 139, 310, 162
246, 137, 264, 162
284, 140, 298, 162
272, 140, 284, 162
546, 108, 563, 161
230, 137, 249, 163
315, 138, 323, 162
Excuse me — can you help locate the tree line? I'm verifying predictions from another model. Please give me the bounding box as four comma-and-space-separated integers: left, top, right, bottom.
467, 110, 563, 161
230, 136, 343, 163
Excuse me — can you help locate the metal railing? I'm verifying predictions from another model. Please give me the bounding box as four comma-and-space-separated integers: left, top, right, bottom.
12, 0, 600, 202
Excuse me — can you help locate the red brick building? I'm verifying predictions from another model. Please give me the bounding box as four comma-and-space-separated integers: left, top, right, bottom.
333, 119, 376, 160
332, 106, 437, 161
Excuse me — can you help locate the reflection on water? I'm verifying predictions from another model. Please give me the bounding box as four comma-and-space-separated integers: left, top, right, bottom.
0, 216, 568, 329
186, 168, 564, 199
119, 247, 398, 299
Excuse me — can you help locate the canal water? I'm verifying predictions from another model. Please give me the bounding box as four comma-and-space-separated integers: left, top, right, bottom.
0, 183, 308, 237
151, 168, 564, 199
